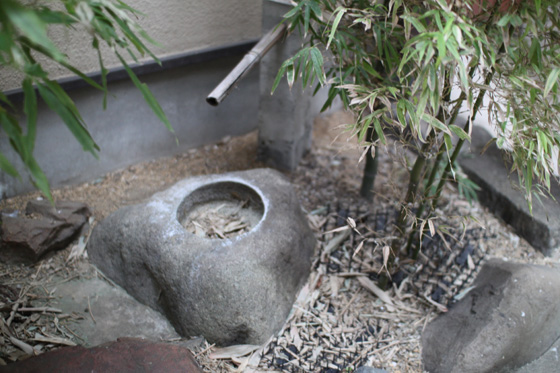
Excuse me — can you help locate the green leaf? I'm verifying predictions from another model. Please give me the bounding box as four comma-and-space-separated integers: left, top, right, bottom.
358, 115, 373, 142
327, 7, 346, 50
443, 133, 453, 160
449, 124, 470, 141
26, 156, 53, 202
22, 78, 37, 154
36, 82, 99, 156
309, 47, 326, 85
116, 53, 174, 135
0, 151, 19, 177
272, 60, 290, 93
497, 14, 512, 27
422, 113, 450, 135
373, 118, 386, 145
4, 0, 64, 61
544, 68, 560, 97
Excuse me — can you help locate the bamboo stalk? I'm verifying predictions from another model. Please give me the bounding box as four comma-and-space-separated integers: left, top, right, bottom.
360, 126, 379, 200
206, 24, 287, 106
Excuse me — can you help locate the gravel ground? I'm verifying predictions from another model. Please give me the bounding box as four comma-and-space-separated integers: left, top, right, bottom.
0, 110, 556, 372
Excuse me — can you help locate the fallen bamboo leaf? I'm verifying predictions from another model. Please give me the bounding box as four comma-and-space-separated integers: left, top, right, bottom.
352, 239, 365, 258
10, 336, 35, 355
357, 276, 395, 308
18, 307, 62, 313
209, 344, 261, 359
381, 245, 391, 273
33, 333, 76, 346
347, 217, 356, 229
467, 254, 475, 270
423, 294, 448, 312
322, 225, 350, 235
322, 229, 351, 258
67, 236, 87, 263
232, 355, 250, 372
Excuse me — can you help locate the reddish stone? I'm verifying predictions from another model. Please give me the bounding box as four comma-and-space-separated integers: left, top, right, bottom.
0, 338, 202, 373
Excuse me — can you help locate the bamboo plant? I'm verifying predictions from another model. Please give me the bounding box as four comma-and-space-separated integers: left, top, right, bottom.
0, 0, 171, 201
274, 0, 560, 285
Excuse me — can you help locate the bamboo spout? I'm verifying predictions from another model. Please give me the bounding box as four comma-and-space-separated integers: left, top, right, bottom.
206, 24, 287, 106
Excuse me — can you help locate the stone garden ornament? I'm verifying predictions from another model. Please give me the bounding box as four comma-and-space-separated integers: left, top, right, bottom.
88, 168, 316, 346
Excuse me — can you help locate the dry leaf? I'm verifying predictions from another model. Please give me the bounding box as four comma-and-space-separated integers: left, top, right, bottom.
467, 254, 475, 270
357, 276, 395, 308
322, 229, 351, 259
352, 239, 365, 258
10, 337, 35, 355
290, 325, 303, 351
358, 146, 370, 163
428, 219, 435, 237
209, 344, 261, 359
381, 245, 391, 273
423, 294, 448, 312
322, 225, 350, 235
33, 333, 76, 346
347, 217, 356, 229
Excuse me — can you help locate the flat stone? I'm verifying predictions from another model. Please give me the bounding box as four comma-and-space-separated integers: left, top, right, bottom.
88, 168, 316, 346
459, 126, 560, 255
48, 277, 179, 347
0, 337, 202, 373
422, 259, 560, 373
514, 335, 560, 373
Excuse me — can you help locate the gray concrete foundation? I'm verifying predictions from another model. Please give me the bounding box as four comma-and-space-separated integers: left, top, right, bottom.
0, 54, 260, 199
257, 0, 316, 171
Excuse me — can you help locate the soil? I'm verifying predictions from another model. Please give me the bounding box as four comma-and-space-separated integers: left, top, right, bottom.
0, 110, 558, 372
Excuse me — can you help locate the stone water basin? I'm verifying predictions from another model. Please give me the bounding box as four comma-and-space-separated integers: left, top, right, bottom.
88, 168, 316, 345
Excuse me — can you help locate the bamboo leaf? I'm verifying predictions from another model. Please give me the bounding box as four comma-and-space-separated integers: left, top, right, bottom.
272, 61, 290, 93
544, 68, 560, 97
373, 118, 386, 145
0, 152, 19, 177
327, 7, 346, 50
309, 47, 326, 85
22, 78, 37, 154
449, 124, 470, 141
4, 0, 64, 61
117, 53, 173, 134
36, 82, 99, 156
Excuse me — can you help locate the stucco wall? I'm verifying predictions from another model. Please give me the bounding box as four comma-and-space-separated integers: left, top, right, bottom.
1, 0, 262, 92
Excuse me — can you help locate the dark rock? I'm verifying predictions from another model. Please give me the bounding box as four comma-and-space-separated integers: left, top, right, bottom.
88, 169, 316, 346
0, 337, 202, 373
422, 259, 560, 373
0, 200, 91, 263
459, 126, 560, 255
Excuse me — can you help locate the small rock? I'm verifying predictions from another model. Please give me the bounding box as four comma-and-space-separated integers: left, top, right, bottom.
0, 337, 202, 373
422, 259, 560, 373
0, 201, 91, 263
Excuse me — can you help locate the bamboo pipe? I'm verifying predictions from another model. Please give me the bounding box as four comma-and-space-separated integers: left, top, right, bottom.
206, 23, 287, 106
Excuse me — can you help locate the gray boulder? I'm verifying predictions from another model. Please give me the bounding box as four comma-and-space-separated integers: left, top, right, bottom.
422, 259, 560, 373
87, 168, 316, 346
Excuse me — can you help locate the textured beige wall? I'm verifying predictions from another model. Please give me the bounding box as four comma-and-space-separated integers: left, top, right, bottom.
1, 0, 262, 92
